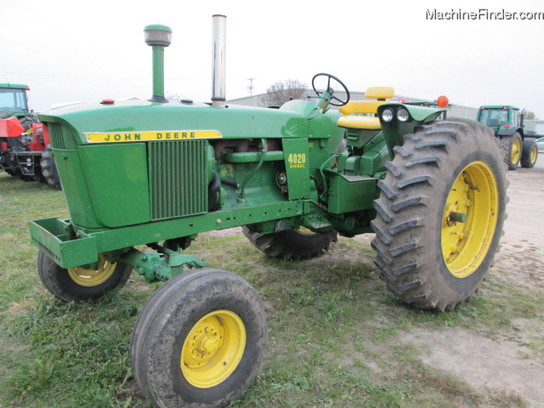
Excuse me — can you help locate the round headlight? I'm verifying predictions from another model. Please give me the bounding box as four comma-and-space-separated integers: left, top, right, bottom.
397, 108, 410, 122
382, 108, 394, 122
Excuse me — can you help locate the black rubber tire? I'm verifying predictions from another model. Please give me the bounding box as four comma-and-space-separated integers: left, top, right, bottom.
371, 118, 507, 311
521, 138, 538, 168
37, 250, 132, 302
131, 268, 267, 408
242, 226, 338, 260
500, 132, 522, 170
5, 167, 20, 177
40, 145, 61, 189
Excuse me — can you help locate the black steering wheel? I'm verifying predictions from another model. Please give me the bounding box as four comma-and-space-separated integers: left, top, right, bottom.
311, 73, 350, 106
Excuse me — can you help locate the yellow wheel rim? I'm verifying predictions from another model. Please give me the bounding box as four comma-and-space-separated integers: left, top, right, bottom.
297, 226, 315, 235
67, 256, 116, 287
181, 310, 246, 388
531, 145, 538, 164
441, 161, 499, 278
511, 138, 521, 164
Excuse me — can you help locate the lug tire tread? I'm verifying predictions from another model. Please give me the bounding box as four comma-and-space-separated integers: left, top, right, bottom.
499, 132, 522, 170
371, 118, 507, 311
242, 227, 337, 260
40, 145, 61, 190
521, 138, 538, 168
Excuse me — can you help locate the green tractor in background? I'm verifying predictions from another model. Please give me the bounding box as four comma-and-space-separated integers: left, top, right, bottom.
477, 104, 539, 169
29, 16, 508, 408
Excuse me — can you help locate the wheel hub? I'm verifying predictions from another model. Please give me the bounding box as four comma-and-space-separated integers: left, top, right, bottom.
441, 161, 499, 278
186, 325, 223, 365
181, 310, 246, 388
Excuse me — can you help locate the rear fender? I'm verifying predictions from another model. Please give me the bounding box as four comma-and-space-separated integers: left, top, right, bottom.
378, 103, 444, 159
497, 126, 522, 137
0, 117, 24, 137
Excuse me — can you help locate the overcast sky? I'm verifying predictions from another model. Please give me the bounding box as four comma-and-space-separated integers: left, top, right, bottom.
2, 0, 544, 117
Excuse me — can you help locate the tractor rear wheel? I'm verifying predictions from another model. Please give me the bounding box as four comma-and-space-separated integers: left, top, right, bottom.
371, 118, 507, 311
521, 138, 538, 168
131, 268, 267, 408
38, 250, 132, 302
40, 145, 61, 189
242, 226, 337, 260
500, 132, 522, 170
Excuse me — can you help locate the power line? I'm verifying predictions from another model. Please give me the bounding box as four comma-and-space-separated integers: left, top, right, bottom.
247, 78, 255, 96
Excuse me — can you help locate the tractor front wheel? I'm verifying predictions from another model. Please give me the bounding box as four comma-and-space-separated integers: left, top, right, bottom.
371, 118, 507, 311
38, 250, 132, 302
131, 268, 267, 408
500, 132, 522, 170
242, 226, 337, 260
521, 138, 538, 168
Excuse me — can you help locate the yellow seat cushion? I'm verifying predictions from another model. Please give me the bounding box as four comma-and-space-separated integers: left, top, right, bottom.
365, 86, 395, 99
337, 116, 381, 130
337, 86, 394, 130
339, 100, 386, 115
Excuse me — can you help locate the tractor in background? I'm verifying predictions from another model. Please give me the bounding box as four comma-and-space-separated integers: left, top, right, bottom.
477, 104, 538, 169
29, 16, 508, 408
0, 83, 60, 188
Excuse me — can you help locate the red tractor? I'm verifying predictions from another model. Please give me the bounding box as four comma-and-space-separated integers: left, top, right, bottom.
0, 83, 60, 188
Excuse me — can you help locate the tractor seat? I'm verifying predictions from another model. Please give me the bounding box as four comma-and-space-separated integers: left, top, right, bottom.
337, 86, 395, 130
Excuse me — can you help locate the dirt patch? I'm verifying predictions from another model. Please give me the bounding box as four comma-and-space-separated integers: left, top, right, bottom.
405, 328, 544, 406
494, 162, 544, 290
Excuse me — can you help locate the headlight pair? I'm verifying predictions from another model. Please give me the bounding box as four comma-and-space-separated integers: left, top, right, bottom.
381, 107, 410, 123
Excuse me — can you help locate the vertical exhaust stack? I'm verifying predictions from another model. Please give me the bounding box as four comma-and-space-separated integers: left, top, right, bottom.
212, 15, 227, 108
144, 24, 172, 103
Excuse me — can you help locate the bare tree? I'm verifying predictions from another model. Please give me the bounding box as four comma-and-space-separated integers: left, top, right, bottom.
260, 79, 308, 107
522, 109, 537, 120
166, 92, 185, 102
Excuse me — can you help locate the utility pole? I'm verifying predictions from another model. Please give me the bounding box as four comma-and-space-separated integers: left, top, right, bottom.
247, 78, 255, 96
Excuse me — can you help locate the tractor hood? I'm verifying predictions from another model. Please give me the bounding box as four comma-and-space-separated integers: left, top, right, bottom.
38, 99, 341, 144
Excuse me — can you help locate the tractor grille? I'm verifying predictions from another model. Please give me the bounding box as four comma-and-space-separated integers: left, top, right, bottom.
48, 123, 66, 149
148, 140, 208, 220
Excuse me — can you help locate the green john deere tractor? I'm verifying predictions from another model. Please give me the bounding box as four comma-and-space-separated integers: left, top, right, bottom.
477, 104, 539, 169
29, 17, 508, 408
